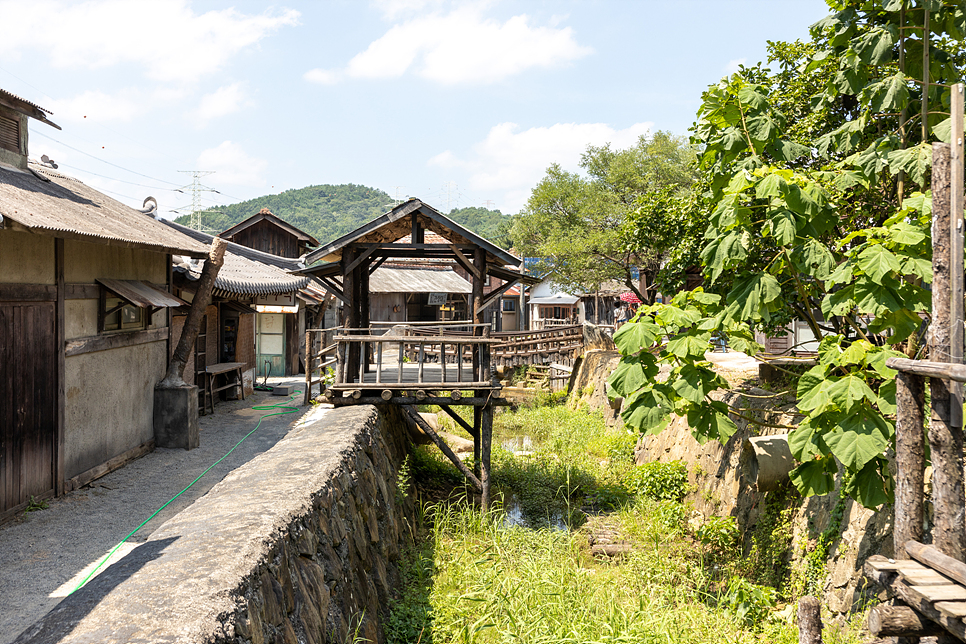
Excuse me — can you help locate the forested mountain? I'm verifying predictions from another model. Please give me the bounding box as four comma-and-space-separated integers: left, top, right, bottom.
175, 184, 511, 248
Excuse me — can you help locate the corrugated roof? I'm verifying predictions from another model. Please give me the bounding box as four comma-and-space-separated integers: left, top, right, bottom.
370, 267, 471, 294
0, 89, 61, 130
164, 219, 311, 297
0, 164, 209, 257
97, 278, 186, 308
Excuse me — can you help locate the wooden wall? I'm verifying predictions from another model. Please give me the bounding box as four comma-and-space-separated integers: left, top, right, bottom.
227, 220, 304, 259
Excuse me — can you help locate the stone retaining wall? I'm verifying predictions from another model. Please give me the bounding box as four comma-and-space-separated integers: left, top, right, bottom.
15, 404, 416, 644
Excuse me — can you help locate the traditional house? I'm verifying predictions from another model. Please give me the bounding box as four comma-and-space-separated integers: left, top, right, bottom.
528, 280, 580, 329
217, 209, 322, 376
0, 89, 210, 518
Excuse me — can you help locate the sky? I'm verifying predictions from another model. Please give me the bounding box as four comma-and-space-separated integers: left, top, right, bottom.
0, 0, 832, 223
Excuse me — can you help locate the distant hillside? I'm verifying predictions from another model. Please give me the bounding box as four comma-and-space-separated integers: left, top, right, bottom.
176, 184, 512, 249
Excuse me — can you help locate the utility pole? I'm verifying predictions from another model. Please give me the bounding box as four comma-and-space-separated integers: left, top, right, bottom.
177, 170, 218, 232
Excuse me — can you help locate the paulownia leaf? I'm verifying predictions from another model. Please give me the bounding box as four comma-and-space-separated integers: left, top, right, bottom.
865, 72, 910, 113
823, 406, 892, 469
838, 339, 873, 367
788, 417, 826, 461
887, 143, 931, 186
844, 457, 892, 509
666, 332, 714, 360
853, 278, 903, 316
656, 305, 702, 330
877, 379, 897, 415
756, 173, 786, 199
613, 320, 661, 356
798, 372, 837, 415
607, 354, 658, 399
724, 273, 781, 322
622, 385, 673, 435
790, 456, 836, 497
671, 364, 726, 403
857, 244, 901, 281
765, 210, 799, 246
793, 238, 835, 279
686, 400, 738, 444
827, 374, 877, 413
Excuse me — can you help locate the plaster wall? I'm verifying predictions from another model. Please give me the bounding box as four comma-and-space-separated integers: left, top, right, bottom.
63, 239, 166, 284
64, 340, 166, 479
15, 404, 416, 644
0, 231, 53, 284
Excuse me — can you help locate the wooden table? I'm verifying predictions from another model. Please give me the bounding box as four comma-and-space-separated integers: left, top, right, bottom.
197, 362, 246, 415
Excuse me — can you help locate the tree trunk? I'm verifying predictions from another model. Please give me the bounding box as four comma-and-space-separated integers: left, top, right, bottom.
798, 596, 823, 644
159, 238, 227, 387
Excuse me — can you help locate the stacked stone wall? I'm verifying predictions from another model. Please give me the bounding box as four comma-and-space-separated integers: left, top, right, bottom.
14, 404, 416, 644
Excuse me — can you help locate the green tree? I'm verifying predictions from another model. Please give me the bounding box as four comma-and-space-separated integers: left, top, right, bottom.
612, 0, 965, 509
511, 131, 699, 300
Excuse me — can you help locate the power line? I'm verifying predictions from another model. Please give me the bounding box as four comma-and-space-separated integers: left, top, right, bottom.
32, 131, 182, 187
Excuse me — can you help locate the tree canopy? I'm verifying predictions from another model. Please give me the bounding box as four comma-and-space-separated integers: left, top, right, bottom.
176, 184, 512, 249
510, 131, 699, 299
610, 0, 965, 509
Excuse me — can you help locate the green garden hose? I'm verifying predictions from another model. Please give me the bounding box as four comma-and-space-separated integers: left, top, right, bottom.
69, 390, 302, 594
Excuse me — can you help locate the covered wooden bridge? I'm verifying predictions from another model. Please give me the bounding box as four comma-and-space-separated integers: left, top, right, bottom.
299, 198, 539, 506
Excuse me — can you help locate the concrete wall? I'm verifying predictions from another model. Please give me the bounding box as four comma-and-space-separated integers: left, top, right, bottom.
62, 240, 170, 480
15, 404, 416, 644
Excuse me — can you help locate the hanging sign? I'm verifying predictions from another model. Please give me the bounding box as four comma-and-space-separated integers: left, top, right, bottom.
427, 292, 447, 306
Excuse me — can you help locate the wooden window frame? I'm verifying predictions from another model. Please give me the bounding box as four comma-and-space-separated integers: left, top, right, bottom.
98, 287, 149, 334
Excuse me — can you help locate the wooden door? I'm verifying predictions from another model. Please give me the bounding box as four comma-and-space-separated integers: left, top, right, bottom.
0, 302, 56, 515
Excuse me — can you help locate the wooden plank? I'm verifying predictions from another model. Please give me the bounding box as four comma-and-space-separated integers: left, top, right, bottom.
449, 245, 480, 279
909, 585, 966, 602
65, 283, 100, 300
64, 327, 169, 357
901, 569, 956, 586
950, 82, 964, 427
334, 334, 503, 344
907, 540, 966, 588
64, 439, 154, 492
0, 283, 56, 301
936, 602, 966, 619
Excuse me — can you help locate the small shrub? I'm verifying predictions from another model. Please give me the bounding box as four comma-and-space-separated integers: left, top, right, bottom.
624, 460, 690, 502
721, 576, 777, 627
695, 515, 739, 554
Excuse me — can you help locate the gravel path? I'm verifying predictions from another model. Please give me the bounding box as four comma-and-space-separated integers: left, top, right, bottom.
0, 378, 310, 643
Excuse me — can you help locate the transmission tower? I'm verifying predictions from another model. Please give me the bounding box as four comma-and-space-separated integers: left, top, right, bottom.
442, 181, 458, 212
177, 170, 218, 231
483, 200, 495, 209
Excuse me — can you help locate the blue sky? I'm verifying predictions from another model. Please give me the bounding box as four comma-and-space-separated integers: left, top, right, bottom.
0, 0, 831, 222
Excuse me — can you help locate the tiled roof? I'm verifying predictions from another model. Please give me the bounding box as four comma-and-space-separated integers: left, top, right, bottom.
0, 163, 209, 257
164, 220, 310, 297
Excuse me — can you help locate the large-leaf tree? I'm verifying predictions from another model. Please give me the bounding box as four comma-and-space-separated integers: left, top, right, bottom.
611, 0, 965, 509
510, 131, 699, 301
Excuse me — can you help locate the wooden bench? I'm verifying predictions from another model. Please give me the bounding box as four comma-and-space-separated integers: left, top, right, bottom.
197, 362, 246, 415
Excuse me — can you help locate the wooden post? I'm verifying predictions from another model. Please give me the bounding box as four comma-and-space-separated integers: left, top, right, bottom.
342, 247, 358, 381
797, 596, 823, 644
950, 83, 964, 428
480, 402, 493, 509
869, 604, 942, 638
930, 142, 966, 560
471, 248, 492, 508
473, 406, 482, 478
894, 371, 925, 558
304, 329, 312, 405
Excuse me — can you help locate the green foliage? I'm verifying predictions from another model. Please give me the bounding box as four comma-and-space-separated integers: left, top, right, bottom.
396, 455, 412, 504
383, 538, 435, 644
511, 131, 698, 300
24, 496, 49, 513
695, 515, 740, 554
744, 485, 798, 594
792, 480, 850, 598
614, 0, 966, 510
721, 576, 778, 627
623, 460, 690, 502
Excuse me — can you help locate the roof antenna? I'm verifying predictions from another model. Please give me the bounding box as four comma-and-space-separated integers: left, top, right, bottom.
40, 154, 57, 169
139, 196, 159, 218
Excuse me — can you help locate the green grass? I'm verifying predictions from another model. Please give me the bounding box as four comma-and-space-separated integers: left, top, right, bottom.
387, 404, 871, 644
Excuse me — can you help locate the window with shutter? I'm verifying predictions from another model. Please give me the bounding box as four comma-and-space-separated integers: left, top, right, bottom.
0, 114, 19, 154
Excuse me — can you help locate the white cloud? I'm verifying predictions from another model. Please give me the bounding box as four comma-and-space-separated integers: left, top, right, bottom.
318, 5, 591, 85
303, 68, 343, 85
435, 121, 652, 213
192, 83, 250, 126
724, 58, 747, 75
371, 0, 446, 20
0, 0, 300, 83
45, 90, 144, 123
196, 141, 268, 186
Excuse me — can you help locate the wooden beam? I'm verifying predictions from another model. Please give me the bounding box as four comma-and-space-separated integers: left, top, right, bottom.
438, 404, 478, 437
317, 277, 348, 305
344, 243, 380, 275
401, 405, 482, 491
906, 540, 966, 587
65, 327, 169, 357
0, 283, 56, 301
950, 83, 964, 428
64, 439, 154, 493
477, 278, 517, 314
368, 256, 388, 275
887, 357, 966, 382
450, 245, 481, 279
865, 556, 966, 639
55, 238, 65, 497
868, 605, 943, 637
